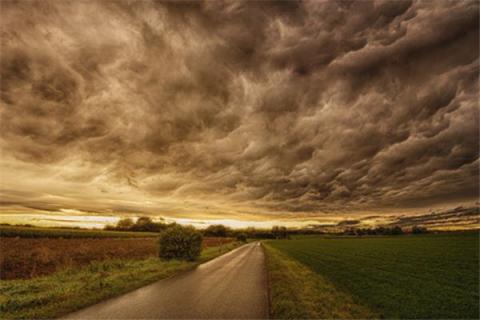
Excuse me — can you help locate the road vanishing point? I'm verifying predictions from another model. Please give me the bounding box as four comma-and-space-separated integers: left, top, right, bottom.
63, 242, 269, 319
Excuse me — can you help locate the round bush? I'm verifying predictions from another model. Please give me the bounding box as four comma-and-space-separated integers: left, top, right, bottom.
158, 225, 203, 261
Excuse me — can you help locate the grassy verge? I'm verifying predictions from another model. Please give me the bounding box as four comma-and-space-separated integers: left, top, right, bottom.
0, 242, 242, 319
263, 243, 376, 319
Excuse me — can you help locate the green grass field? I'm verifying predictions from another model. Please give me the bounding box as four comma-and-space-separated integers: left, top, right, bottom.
0, 225, 158, 238
265, 232, 479, 319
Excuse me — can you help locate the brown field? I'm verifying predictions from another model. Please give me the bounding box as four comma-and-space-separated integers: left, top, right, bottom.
0, 236, 234, 280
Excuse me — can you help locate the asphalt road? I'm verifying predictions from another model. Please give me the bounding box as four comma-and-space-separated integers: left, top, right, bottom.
62, 242, 269, 319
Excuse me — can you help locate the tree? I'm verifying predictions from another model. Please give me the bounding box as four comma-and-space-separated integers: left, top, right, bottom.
412, 225, 427, 234
204, 224, 230, 237
116, 218, 134, 230
245, 227, 258, 238
391, 226, 404, 235
236, 233, 247, 242
271, 226, 288, 239
132, 216, 167, 232
158, 225, 203, 261
356, 228, 366, 236
136, 216, 153, 225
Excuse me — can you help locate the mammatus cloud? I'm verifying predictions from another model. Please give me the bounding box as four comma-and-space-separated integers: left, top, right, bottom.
0, 0, 478, 225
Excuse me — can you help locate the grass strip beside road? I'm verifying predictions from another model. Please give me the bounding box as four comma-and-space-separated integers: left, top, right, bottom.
263, 242, 376, 319
0, 242, 243, 319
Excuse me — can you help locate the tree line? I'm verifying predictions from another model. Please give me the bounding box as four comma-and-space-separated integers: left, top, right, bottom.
104, 218, 291, 239
105, 217, 428, 239
104, 217, 170, 232
343, 225, 428, 236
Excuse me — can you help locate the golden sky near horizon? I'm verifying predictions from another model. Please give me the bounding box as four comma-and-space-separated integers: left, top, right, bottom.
0, 0, 479, 229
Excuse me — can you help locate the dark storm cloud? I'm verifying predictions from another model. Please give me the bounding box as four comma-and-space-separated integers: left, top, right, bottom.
0, 0, 478, 220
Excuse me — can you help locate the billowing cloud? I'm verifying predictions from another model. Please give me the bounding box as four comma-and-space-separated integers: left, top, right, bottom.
0, 0, 478, 225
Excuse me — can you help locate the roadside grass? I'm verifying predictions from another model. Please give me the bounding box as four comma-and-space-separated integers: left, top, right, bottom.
0, 242, 242, 319
263, 243, 376, 319
0, 225, 158, 238
266, 232, 479, 319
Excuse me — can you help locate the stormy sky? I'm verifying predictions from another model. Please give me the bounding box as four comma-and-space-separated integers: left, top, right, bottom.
0, 0, 479, 227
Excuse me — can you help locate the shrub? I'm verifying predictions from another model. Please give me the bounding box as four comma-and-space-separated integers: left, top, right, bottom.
158, 225, 202, 261
236, 233, 247, 242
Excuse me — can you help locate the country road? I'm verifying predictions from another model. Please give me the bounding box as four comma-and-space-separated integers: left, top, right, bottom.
62, 242, 269, 319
